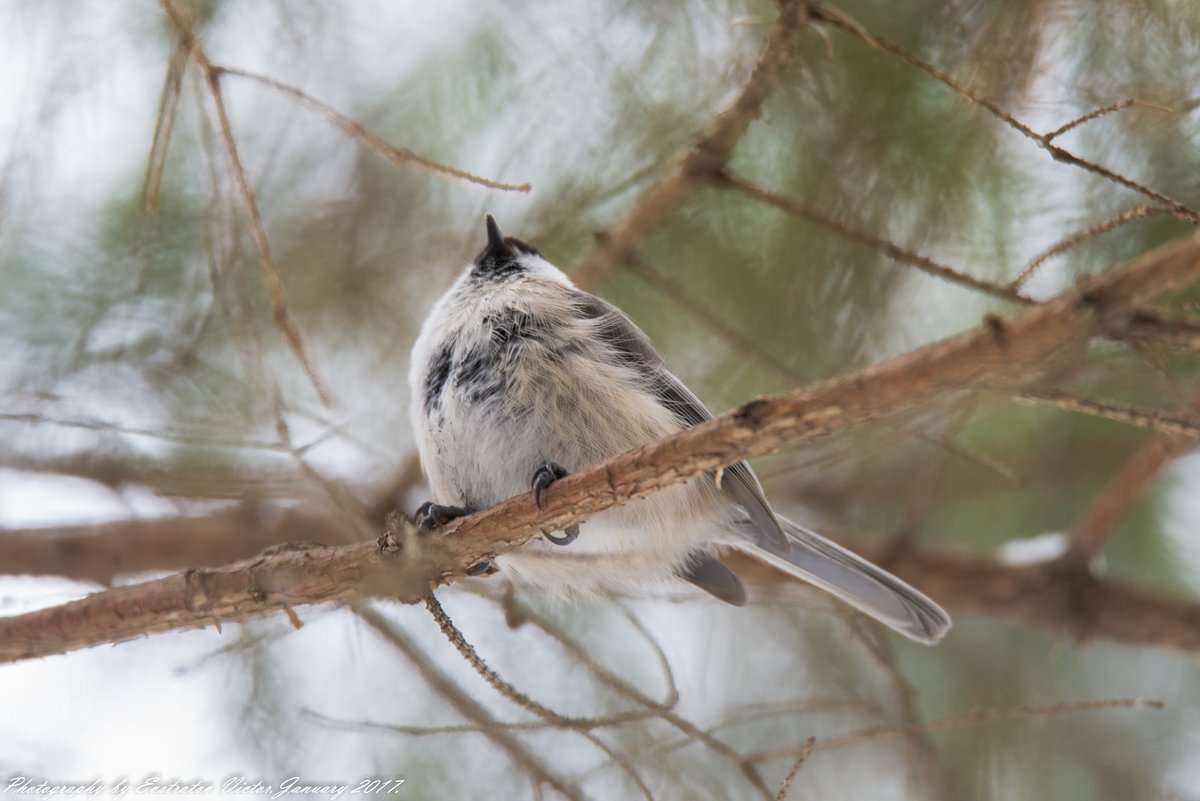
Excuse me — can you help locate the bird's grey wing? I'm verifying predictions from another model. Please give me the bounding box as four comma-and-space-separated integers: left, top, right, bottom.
567, 289, 951, 641
678, 552, 747, 606
569, 291, 789, 553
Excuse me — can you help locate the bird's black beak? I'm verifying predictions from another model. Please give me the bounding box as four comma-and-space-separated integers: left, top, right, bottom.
485, 215, 505, 249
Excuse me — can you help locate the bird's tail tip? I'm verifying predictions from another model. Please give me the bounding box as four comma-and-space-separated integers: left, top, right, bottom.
733, 517, 952, 645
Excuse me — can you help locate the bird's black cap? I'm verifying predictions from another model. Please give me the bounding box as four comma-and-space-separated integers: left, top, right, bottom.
471, 215, 540, 281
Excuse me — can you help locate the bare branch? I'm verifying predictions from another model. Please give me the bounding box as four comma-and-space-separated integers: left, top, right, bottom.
306, 708, 557, 736
0, 507, 319, 585
570, 0, 814, 289
461, 590, 680, 713
1064, 434, 1194, 563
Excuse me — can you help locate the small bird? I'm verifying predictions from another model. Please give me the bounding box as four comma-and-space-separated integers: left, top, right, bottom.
409, 217, 950, 643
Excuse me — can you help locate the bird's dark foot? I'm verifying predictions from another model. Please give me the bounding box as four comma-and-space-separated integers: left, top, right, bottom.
542, 527, 579, 546
415, 501, 473, 531
531, 460, 570, 507
467, 559, 498, 577
530, 460, 580, 546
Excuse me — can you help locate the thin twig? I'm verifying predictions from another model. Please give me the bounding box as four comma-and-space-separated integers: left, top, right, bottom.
160, 0, 335, 407
905, 424, 1024, 486
216, 67, 531, 193
488, 595, 679, 712
614, 606, 680, 710
747, 697, 1163, 763
774, 737, 816, 801
270, 395, 374, 544
501, 595, 771, 798
304, 706, 651, 737
811, 5, 1200, 224
621, 250, 799, 385
855, 623, 960, 801
424, 594, 656, 801
820, 696, 1165, 750
1045, 98, 1174, 143
715, 170, 1034, 305
190, 64, 274, 409
583, 697, 873, 786
141, 36, 189, 213
356, 606, 587, 801
624, 251, 1021, 484
708, 698, 872, 734
425, 594, 644, 730
1012, 391, 1200, 440
206, 72, 336, 407
1012, 206, 1172, 290
0, 410, 284, 451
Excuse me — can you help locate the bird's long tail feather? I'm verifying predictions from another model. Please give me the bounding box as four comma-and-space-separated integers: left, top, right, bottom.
729, 517, 951, 644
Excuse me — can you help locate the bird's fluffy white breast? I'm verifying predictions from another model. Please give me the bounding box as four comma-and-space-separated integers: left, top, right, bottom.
408, 256, 730, 597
